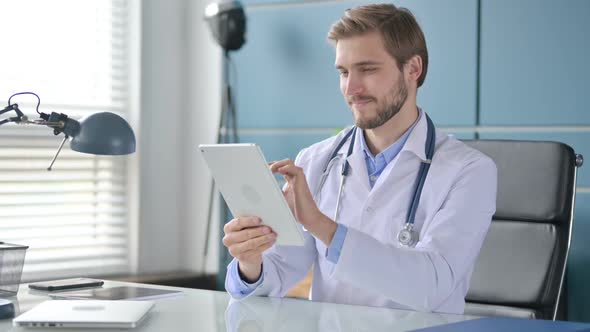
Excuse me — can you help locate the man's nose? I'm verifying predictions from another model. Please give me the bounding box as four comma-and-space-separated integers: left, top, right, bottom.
343, 74, 364, 96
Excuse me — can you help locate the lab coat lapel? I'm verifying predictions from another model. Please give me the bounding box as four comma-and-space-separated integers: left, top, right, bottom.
345, 132, 371, 193
401, 111, 429, 162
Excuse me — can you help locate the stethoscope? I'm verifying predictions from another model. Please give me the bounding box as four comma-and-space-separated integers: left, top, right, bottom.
314, 114, 436, 248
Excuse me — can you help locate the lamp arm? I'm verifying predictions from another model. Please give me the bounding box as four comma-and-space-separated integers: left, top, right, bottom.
0, 103, 27, 125
0, 105, 80, 137
1, 102, 81, 171
3, 91, 136, 166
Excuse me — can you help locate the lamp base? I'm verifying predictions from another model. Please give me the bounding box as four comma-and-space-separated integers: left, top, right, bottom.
0, 299, 15, 319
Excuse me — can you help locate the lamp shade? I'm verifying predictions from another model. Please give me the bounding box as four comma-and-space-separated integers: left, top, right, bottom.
70, 112, 136, 155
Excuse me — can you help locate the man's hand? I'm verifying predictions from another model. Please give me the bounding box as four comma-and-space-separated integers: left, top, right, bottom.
223, 216, 276, 283
270, 159, 338, 246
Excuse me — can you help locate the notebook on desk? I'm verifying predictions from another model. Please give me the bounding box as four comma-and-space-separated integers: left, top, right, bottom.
13, 300, 154, 329
48, 286, 183, 301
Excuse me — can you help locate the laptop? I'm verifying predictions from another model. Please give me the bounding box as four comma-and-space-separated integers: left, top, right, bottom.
13, 300, 154, 329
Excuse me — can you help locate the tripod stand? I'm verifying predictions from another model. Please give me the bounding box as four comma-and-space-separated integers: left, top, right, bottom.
202, 51, 239, 287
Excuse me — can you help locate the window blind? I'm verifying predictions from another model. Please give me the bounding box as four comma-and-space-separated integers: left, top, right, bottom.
0, 0, 134, 281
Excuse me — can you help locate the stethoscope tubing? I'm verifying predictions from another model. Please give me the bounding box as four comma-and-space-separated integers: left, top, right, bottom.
314, 114, 436, 247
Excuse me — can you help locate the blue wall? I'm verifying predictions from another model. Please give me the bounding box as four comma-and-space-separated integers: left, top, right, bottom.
227, 0, 590, 321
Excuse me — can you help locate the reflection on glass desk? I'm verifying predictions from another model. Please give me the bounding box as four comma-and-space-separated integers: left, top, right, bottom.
0, 280, 479, 332
225, 296, 479, 332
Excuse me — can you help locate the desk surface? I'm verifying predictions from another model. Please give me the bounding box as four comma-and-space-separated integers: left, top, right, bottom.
0, 280, 481, 332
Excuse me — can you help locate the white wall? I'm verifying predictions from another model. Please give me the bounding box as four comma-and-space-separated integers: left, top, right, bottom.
137, 0, 221, 275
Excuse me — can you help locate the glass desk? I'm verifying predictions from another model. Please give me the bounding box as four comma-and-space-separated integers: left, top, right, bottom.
0, 280, 482, 331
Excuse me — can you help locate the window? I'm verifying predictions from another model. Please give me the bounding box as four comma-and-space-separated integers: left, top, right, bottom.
0, 0, 137, 281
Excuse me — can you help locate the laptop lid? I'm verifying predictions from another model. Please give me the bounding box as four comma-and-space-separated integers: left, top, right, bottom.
13, 300, 154, 329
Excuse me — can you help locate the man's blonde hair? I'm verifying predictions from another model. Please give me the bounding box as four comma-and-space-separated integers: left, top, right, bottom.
328, 4, 428, 87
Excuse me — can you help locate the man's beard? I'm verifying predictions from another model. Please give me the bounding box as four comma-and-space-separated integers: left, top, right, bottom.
353, 76, 408, 130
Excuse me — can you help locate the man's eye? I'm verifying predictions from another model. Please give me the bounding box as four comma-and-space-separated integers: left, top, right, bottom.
339, 71, 349, 77
362, 67, 377, 73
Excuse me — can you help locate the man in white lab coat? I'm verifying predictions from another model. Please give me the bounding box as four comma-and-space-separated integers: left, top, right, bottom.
222, 4, 497, 314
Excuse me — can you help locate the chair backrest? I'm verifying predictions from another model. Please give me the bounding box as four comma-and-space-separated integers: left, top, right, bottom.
462, 140, 579, 320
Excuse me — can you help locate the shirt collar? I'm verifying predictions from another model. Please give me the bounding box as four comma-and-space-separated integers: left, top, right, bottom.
358, 108, 423, 163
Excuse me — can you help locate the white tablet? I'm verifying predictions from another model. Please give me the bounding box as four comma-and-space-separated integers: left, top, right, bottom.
199, 144, 305, 246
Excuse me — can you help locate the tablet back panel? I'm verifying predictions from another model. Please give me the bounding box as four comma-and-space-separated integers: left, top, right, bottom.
200, 144, 305, 246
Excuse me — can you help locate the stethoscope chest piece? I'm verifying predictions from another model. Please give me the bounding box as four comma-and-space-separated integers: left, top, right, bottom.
397, 223, 418, 248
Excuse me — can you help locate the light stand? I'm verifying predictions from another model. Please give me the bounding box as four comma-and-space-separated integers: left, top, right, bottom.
203, 1, 246, 284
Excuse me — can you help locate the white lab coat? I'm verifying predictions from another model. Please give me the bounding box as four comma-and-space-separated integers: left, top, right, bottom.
227, 112, 497, 314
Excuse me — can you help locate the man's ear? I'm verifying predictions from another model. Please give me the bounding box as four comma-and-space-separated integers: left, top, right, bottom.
404, 55, 423, 85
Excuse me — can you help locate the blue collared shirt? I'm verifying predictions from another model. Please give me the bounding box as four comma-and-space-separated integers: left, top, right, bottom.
225, 258, 264, 296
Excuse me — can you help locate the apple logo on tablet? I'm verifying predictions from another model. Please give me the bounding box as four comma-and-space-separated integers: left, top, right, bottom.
73, 305, 105, 311
241, 184, 261, 205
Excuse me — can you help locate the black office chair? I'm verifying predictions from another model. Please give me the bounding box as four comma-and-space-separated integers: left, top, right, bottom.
462, 140, 583, 320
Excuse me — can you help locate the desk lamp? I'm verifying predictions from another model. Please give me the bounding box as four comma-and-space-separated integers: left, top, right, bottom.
0, 92, 135, 308
0, 92, 136, 170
